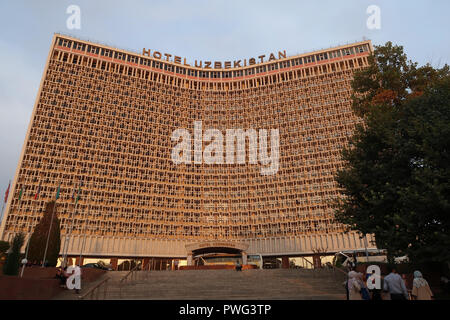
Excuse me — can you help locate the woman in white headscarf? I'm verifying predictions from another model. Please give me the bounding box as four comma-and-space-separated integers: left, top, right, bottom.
411, 271, 433, 300
347, 271, 362, 300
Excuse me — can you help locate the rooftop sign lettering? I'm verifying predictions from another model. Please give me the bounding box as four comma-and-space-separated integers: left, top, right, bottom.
142, 48, 287, 69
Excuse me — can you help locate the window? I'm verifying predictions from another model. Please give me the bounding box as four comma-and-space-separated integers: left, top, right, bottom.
304, 55, 315, 63
176, 66, 186, 75
280, 61, 291, 68
100, 48, 113, 58
127, 55, 138, 64
57, 38, 72, 48
268, 63, 279, 71
163, 63, 173, 72
329, 50, 341, 59
114, 52, 126, 60
342, 48, 354, 56
256, 66, 267, 73
316, 53, 328, 61
356, 45, 368, 53
245, 68, 255, 75
141, 58, 151, 67
74, 42, 86, 51
153, 61, 162, 69
291, 58, 303, 66
187, 69, 198, 77
87, 45, 99, 55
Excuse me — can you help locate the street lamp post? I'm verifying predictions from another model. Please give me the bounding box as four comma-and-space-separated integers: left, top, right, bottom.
42, 200, 57, 267
62, 190, 80, 268
364, 235, 369, 263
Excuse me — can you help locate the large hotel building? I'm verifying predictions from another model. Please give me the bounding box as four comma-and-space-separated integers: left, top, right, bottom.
0, 34, 376, 268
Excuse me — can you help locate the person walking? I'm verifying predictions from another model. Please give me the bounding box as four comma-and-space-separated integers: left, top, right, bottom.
73, 264, 82, 294
411, 271, 433, 300
344, 276, 350, 300
367, 269, 382, 300
66, 264, 82, 294
55, 267, 67, 288
347, 271, 362, 300
235, 260, 242, 271
359, 273, 371, 300
383, 267, 409, 300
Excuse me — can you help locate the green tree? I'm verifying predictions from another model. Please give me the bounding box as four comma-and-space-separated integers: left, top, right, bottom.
351, 41, 449, 116
27, 201, 61, 267
335, 42, 450, 265
3, 233, 24, 276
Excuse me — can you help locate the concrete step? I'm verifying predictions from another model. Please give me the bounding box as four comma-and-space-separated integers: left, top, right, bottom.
95, 269, 347, 300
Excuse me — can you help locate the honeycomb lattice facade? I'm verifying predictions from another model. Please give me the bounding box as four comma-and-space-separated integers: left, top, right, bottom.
0, 34, 376, 259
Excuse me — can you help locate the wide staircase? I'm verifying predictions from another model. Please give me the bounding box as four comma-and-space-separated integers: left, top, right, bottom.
55, 268, 347, 300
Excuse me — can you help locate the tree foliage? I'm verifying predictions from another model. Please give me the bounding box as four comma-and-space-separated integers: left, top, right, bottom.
351, 41, 449, 116
3, 233, 24, 276
27, 201, 61, 267
335, 42, 450, 264
0, 240, 9, 254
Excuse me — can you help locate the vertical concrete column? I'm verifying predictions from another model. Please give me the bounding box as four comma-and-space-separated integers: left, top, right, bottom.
75, 256, 84, 266
282, 256, 290, 269
313, 255, 322, 269
111, 258, 118, 271
187, 252, 193, 266
242, 252, 248, 265
142, 258, 150, 270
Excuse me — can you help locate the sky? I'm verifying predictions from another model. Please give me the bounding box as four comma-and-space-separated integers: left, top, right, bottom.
0, 0, 449, 199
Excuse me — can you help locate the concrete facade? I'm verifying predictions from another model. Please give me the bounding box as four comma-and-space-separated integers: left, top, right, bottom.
0, 34, 376, 260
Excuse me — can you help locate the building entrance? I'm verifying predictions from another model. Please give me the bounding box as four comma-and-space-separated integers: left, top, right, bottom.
185, 241, 250, 268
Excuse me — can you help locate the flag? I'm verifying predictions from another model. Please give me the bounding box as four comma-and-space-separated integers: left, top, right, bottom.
75, 186, 81, 205
18, 187, 23, 201
34, 183, 41, 200
4, 181, 10, 203
72, 181, 82, 203
56, 183, 61, 200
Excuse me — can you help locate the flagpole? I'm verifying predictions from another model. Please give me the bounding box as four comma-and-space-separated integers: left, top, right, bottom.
60, 186, 72, 267
62, 199, 78, 267
62, 182, 81, 267
19, 205, 30, 277
21, 182, 41, 277
0, 180, 11, 225
0, 202, 4, 226
42, 201, 57, 268
364, 235, 369, 263
42, 182, 60, 268
79, 140, 99, 265
79, 181, 93, 264
14, 186, 26, 275
20, 223, 31, 277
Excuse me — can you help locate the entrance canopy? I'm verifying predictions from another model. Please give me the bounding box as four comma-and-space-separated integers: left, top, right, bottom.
186, 241, 248, 255
185, 241, 249, 266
